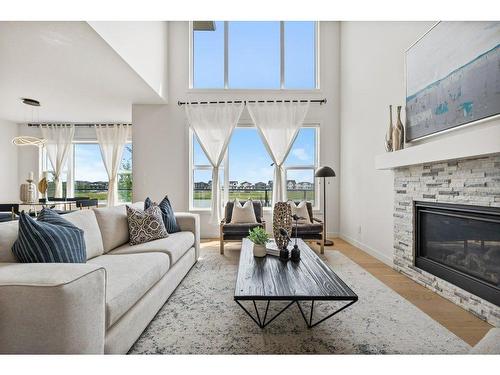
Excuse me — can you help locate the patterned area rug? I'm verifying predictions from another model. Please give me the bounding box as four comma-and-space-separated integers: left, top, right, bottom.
129, 244, 471, 354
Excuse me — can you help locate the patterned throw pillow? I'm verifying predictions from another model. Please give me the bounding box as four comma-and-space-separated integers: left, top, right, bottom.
144, 196, 181, 233
127, 204, 168, 245
12, 209, 86, 263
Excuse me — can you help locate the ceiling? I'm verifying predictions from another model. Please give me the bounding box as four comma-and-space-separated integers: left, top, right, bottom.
0, 21, 165, 124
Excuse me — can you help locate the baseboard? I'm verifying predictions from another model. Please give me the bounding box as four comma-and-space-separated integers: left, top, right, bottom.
338, 233, 394, 267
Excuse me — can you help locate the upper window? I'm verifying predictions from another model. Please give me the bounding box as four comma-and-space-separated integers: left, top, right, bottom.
192, 21, 317, 89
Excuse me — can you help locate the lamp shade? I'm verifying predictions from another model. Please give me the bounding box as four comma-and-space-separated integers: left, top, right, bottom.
314, 166, 336, 178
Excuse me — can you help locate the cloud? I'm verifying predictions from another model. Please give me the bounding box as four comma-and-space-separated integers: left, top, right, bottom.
291, 148, 309, 161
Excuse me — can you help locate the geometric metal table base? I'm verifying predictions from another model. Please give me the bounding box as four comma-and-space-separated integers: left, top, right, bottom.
235, 299, 357, 329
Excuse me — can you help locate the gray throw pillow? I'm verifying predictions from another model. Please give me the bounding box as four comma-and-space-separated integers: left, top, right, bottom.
126, 204, 168, 246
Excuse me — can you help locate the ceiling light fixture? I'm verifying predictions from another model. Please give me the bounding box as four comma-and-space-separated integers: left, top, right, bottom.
21, 98, 41, 107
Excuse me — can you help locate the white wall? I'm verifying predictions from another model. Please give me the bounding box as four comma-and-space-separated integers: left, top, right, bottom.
339, 22, 435, 264
0, 119, 19, 200
88, 21, 168, 101
133, 21, 341, 238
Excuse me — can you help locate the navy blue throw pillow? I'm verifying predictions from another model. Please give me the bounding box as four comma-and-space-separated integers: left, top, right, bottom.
12, 209, 86, 263
145, 196, 180, 233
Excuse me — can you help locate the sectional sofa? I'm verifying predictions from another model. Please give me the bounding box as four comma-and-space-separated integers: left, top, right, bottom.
0, 202, 200, 354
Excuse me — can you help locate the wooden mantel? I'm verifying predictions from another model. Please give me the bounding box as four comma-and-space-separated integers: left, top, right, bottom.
375, 122, 500, 170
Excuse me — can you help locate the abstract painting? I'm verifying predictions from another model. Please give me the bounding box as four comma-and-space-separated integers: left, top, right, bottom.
405, 21, 500, 141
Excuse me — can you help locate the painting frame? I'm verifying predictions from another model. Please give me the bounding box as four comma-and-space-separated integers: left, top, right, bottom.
404, 21, 500, 143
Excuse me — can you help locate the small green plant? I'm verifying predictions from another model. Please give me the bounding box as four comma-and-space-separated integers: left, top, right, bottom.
247, 226, 269, 246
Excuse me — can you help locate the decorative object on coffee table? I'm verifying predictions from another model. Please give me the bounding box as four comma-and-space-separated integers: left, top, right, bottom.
247, 226, 269, 258
272, 201, 292, 250
291, 214, 303, 262
234, 238, 358, 328
20, 171, 37, 204
315, 166, 336, 247
385, 105, 393, 152
278, 228, 291, 261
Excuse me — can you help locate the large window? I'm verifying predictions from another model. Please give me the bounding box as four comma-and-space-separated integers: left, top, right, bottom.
41, 143, 132, 204
190, 125, 318, 210
192, 21, 317, 89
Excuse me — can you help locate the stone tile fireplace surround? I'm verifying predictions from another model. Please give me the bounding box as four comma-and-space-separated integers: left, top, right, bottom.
393, 154, 500, 327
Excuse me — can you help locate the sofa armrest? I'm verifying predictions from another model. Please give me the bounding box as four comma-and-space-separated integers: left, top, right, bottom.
175, 212, 200, 259
0, 263, 106, 354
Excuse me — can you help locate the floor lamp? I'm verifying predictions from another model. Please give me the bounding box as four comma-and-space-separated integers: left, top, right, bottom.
315, 166, 336, 246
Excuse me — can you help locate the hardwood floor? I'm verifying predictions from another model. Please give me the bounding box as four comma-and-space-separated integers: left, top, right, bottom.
201, 237, 492, 346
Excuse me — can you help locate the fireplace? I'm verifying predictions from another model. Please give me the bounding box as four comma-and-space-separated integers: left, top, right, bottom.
414, 201, 500, 307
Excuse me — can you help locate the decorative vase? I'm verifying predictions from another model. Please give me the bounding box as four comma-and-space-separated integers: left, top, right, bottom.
38, 176, 48, 200
272, 202, 292, 249
392, 106, 404, 151
396, 105, 405, 149
385, 105, 393, 152
20, 179, 37, 203
253, 244, 267, 258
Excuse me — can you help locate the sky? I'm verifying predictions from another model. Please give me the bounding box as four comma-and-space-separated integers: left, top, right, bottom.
194, 127, 316, 184
74, 143, 131, 182
193, 21, 315, 89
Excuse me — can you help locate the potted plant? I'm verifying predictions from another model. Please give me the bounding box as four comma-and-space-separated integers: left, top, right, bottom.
247, 227, 269, 258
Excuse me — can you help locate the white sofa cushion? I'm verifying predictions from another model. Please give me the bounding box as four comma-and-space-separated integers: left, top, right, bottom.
0, 221, 20, 263
64, 210, 104, 260
93, 202, 143, 253
88, 252, 169, 328
109, 232, 194, 265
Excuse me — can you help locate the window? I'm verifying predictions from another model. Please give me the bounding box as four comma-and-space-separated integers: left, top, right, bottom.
191, 21, 317, 89
284, 127, 317, 205
41, 142, 132, 204
190, 125, 318, 210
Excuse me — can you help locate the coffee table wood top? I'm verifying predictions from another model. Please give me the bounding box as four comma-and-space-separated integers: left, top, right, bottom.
234, 238, 357, 301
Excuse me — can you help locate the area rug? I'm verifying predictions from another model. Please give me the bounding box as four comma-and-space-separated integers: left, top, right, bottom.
129, 244, 471, 354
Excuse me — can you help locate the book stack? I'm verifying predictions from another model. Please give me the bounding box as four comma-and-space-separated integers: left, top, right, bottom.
265, 239, 291, 257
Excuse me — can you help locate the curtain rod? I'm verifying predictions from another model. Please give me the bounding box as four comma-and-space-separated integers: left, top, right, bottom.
27, 123, 132, 127
177, 98, 327, 106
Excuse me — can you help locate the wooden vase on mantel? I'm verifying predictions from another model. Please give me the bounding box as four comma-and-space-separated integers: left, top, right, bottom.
385, 105, 393, 152
392, 105, 405, 151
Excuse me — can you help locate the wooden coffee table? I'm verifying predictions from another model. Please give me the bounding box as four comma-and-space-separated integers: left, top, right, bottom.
234, 238, 358, 328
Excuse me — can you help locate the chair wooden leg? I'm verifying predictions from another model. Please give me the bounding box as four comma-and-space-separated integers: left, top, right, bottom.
220, 240, 224, 255
321, 238, 325, 254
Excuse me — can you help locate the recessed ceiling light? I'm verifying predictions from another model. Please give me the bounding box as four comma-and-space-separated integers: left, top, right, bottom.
21, 98, 41, 107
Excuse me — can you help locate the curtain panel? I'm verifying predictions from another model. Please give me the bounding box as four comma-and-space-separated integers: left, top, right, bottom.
40, 125, 75, 198
185, 102, 244, 224
96, 124, 131, 207
247, 101, 310, 206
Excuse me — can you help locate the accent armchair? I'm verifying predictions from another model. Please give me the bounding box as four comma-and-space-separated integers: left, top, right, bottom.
219, 201, 265, 255
290, 201, 325, 254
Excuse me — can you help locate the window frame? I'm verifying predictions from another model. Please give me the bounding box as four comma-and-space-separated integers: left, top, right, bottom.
189, 21, 320, 90
40, 140, 133, 204
189, 122, 320, 212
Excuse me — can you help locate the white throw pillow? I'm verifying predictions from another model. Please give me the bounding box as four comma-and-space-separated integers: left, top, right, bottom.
288, 201, 312, 224
231, 200, 257, 224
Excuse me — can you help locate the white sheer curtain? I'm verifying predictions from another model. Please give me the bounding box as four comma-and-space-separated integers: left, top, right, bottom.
185, 102, 244, 224
41, 125, 75, 198
95, 124, 131, 207
247, 101, 310, 205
